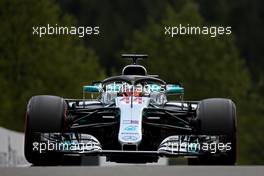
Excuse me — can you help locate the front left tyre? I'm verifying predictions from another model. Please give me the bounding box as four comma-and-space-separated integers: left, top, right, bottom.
188, 98, 237, 165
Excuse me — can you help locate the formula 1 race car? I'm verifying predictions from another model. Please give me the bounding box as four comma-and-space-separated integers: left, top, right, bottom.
24, 54, 237, 165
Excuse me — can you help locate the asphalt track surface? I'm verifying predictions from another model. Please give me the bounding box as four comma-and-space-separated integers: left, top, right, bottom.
1, 166, 264, 176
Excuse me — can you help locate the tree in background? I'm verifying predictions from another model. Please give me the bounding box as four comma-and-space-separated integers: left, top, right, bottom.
58, 0, 264, 99
58, 0, 264, 105
196, 0, 264, 104
0, 0, 104, 130
124, 3, 250, 101
59, 0, 189, 72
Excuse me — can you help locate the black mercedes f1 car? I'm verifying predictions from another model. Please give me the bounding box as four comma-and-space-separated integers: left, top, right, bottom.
24, 54, 237, 165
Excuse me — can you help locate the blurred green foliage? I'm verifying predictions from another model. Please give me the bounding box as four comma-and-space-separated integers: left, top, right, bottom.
0, 0, 263, 164
124, 3, 250, 101
0, 0, 105, 130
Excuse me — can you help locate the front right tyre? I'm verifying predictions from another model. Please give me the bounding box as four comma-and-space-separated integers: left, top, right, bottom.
24, 95, 66, 165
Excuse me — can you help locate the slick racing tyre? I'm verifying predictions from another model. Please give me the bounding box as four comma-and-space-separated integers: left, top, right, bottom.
188, 98, 237, 165
24, 95, 66, 165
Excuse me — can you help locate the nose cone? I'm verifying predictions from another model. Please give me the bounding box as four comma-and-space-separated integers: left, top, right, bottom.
116, 97, 149, 147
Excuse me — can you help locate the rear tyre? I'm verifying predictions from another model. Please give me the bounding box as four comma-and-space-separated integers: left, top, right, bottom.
24, 95, 66, 165
188, 98, 237, 165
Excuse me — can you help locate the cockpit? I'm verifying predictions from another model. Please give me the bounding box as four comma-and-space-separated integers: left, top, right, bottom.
100, 80, 167, 105
82, 54, 184, 106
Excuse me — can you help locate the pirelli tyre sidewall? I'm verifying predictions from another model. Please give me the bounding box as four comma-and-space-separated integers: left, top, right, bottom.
197, 98, 237, 136
24, 95, 66, 165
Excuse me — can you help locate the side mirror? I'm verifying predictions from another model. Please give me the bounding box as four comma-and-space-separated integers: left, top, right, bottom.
166, 84, 184, 94
92, 81, 102, 87
83, 85, 101, 93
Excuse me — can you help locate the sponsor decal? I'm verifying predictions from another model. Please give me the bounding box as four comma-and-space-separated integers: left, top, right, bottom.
122, 135, 138, 141
124, 125, 138, 131
123, 120, 139, 124
121, 132, 138, 135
